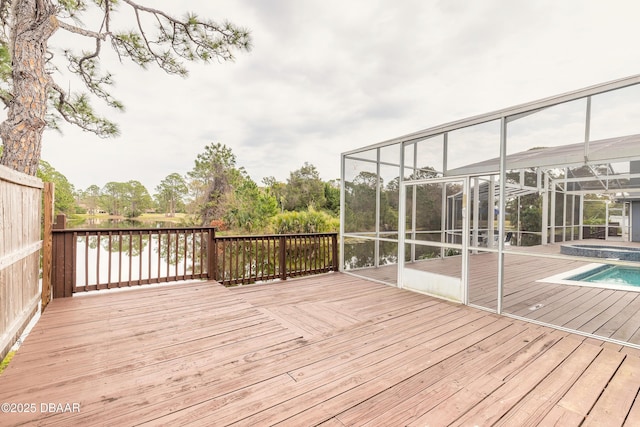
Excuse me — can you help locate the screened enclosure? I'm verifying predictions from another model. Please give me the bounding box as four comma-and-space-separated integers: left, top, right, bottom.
340, 74, 640, 347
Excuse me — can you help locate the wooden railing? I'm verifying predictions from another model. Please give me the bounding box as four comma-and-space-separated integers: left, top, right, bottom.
213, 233, 338, 286
52, 215, 215, 297
51, 216, 339, 297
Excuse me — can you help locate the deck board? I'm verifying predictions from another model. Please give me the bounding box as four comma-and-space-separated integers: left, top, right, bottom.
554, 347, 625, 418
492, 342, 603, 426
448, 335, 584, 426
357, 241, 640, 346
582, 355, 640, 426
337, 322, 540, 426
1, 273, 640, 425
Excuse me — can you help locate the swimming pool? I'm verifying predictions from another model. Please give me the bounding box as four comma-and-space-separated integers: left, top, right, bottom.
540, 263, 640, 292
568, 265, 640, 287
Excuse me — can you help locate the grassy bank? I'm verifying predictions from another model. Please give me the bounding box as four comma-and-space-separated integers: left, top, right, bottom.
72, 212, 190, 225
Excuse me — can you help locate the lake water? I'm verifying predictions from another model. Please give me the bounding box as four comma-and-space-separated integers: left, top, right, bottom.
74, 232, 204, 288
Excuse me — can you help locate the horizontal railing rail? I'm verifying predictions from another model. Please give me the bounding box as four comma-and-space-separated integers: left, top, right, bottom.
51, 215, 339, 296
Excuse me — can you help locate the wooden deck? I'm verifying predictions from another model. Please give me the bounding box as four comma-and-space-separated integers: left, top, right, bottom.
354, 241, 640, 346
1, 273, 640, 425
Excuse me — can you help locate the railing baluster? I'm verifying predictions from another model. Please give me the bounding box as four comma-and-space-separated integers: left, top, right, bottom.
84, 232, 89, 288
191, 230, 196, 277
165, 232, 170, 280
293, 236, 298, 276
317, 235, 321, 272
138, 232, 143, 285
148, 232, 153, 282
106, 232, 111, 288
221, 238, 226, 282
157, 232, 162, 280
269, 237, 272, 279
257, 238, 261, 281
246, 238, 251, 284
174, 230, 179, 278
128, 230, 133, 286
210, 231, 215, 280
72, 231, 78, 292
238, 238, 243, 284
315, 235, 320, 273
118, 232, 123, 286
235, 238, 240, 285
235, 238, 240, 284
282, 236, 287, 280
304, 235, 308, 275
312, 235, 315, 273
182, 230, 186, 278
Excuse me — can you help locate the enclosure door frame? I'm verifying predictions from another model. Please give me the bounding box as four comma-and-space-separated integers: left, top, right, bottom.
398, 176, 470, 304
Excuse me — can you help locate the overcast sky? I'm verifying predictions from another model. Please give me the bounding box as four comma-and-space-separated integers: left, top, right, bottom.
34, 0, 640, 193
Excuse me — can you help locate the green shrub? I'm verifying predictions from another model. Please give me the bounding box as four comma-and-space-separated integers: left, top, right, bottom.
271, 209, 338, 234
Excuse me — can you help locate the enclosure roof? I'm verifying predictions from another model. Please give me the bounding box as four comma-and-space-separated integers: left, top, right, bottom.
342, 74, 640, 157
444, 134, 640, 177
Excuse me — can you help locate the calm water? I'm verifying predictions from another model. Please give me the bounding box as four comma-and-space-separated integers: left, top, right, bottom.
570, 265, 640, 287
74, 233, 207, 288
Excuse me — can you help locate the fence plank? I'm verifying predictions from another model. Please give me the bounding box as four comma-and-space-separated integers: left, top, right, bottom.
0, 166, 42, 360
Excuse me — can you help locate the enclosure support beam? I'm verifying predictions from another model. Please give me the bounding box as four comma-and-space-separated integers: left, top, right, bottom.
584, 95, 591, 162
497, 117, 507, 315
472, 177, 480, 252
562, 171, 568, 242
441, 177, 447, 258
442, 133, 448, 259
571, 194, 576, 241
550, 177, 556, 244
411, 143, 417, 262
489, 176, 496, 249
375, 149, 381, 267
462, 176, 470, 305
542, 173, 549, 245
397, 177, 406, 290
605, 201, 610, 241
339, 155, 345, 272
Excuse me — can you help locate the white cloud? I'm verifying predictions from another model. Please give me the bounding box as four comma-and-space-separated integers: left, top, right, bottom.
23, 0, 640, 192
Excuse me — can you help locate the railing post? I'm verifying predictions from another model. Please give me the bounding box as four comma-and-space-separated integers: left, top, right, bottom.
279, 235, 287, 280
41, 182, 54, 311
332, 233, 339, 271
52, 214, 74, 298
53, 214, 66, 230
208, 228, 216, 281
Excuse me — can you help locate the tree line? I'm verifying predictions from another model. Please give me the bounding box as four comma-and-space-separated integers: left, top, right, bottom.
45, 143, 340, 234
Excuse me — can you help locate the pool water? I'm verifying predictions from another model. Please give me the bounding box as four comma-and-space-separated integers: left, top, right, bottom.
569, 265, 640, 287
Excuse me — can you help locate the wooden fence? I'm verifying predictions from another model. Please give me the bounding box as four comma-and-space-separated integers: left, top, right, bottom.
0, 165, 43, 361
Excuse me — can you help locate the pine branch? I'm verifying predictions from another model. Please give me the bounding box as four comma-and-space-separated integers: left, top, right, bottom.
50, 81, 119, 137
